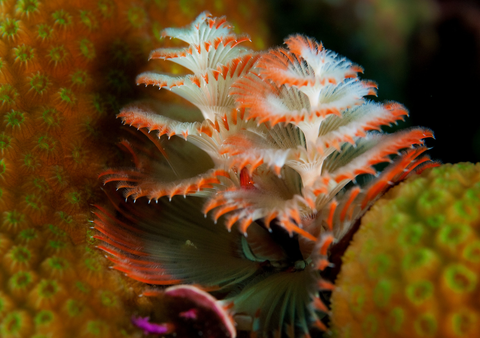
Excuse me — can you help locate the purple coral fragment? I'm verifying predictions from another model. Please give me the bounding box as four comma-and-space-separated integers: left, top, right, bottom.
131, 316, 174, 335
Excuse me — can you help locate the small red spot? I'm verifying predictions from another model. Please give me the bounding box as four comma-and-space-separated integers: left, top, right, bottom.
240, 167, 255, 189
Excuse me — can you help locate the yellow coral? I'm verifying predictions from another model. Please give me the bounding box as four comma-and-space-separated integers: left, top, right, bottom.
331, 163, 480, 338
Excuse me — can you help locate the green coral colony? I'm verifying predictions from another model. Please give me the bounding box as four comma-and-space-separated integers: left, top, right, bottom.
331, 163, 480, 338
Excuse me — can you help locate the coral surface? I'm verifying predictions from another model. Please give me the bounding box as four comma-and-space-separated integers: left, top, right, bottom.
331, 162, 480, 338
95, 11, 435, 337
0, 1, 269, 337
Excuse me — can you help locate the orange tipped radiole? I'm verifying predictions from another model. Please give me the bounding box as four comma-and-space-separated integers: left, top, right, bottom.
95, 11, 435, 337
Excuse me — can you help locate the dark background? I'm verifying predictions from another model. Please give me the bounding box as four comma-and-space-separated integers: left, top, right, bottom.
265, 0, 480, 165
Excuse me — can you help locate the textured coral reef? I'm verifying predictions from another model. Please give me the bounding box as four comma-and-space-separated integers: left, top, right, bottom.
0, 1, 269, 337
331, 162, 480, 338
95, 12, 435, 337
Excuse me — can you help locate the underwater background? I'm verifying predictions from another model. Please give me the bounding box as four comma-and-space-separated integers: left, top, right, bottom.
268, 0, 480, 164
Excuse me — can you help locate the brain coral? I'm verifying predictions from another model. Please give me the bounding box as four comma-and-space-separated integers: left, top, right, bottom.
0, 1, 269, 337
331, 162, 480, 338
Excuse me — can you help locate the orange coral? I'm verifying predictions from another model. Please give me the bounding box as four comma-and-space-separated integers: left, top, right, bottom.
0, 1, 270, 337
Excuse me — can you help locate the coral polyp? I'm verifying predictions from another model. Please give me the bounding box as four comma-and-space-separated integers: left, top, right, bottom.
96, 11, 435, 337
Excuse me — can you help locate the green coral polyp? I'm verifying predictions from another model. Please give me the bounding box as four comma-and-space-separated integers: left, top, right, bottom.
37, 24, 53, 40
127, 7, 146, 28
349, 286, 366, 313
0, 84, 19, 106
48, 46, 68, 65
444, 264, 477, 293
74, 281, 90, 295
425, 214, 445, 228
58, 88, 77, 105
45, 224, 67, 239
0, 133, 11, 153
22, 153, 40, 171
47, 240, 67, 250
83, 258, 101, 273
31, 177, 49, 192
406, 280, 434, 306
41, 108, 61, 128
99, 290, 118, 307
9, 271, 35, 292
414, 313, 437, 336
24, 194, 43, 211
387, 307, 404, 334
29, 73, 50, 95
66, 191, 82, 205
36, 135, 57, 154
45, 256, 69, 270
398, 223, 424, 247
451, 309, 477, 336
416, 189, 453, 216
437, 223, 471, 249
79, 38, 95, 60
34, 310, 54, 327
0, 18, 21, 41
50, 166, 68, 188
42, 256, 73, 281
97, 0, 116, 18
15, 0, 40, 17
4, 110, 24, 128
18, 228, 38, 242
85, 320, 108, 336
463, 240, 480, 263
372, 279, 392, 308
402, 248, 439, 279
56, 211, 73, 224
91, 94, 106, 115
80, 10, 98, 30
6, 246, 33, 273
70, 145, 87, 165
65, 299, 85, 317
52, 9, 73, 28
70, 70, 88, 86
0, 159, 6, 177
0, 311, 32, 336
367, 254, 391, 278
362, 314, 378, 338
13, 44, 35, 64
3, 210, 26, 233
33, 279, 62, 308
453, 199, 479, 221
